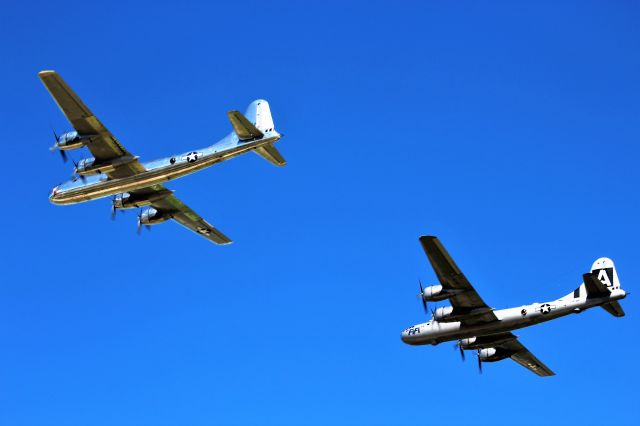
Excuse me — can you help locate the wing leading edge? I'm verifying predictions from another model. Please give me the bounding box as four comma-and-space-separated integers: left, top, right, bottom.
131, 185, 231, 245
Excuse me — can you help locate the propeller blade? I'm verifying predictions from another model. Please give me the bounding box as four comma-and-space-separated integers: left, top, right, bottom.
50, 129, 68, 162
477, 350, 483, 374
111, 201, 117, 221
70, 160, 85, 182
137, 210, 142, 235
418, 279, 427, 313
454, 342, 465, 361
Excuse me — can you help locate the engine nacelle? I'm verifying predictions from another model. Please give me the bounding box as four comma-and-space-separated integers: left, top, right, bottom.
114, 189, 172, 210
460, 334, 517, 350
459, 337, 477, 349
75, 155, 138, 176
139, 207, 170, 225
422, 285, 444, 301
478, 347, 509, 362
55, 131, 94, 150
420, 285, 461, 302
114, 193, 137, 209
478, 348, 496, 360
74, 157, 116, 176
433, 306, 454, 321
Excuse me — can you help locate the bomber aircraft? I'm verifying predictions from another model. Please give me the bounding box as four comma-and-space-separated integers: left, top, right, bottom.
401, 236, 627, 376
40, 71, 285, 244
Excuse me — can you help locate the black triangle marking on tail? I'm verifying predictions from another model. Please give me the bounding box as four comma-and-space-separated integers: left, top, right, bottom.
593, 267, 614, 288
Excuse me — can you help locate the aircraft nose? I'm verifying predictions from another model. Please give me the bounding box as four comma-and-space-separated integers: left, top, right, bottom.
49, 186, 59, 201
400, 330, 409, 342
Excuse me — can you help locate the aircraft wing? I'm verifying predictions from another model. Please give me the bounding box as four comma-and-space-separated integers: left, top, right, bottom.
419, 236, 498, 325
132, 185, 232, 245
498, 338, 555, 377
39, 70, 145, 179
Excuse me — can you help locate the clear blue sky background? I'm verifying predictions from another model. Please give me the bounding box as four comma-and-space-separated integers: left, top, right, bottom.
0, 1, 638, 425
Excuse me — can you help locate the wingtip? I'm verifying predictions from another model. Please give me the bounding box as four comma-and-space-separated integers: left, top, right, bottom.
419, 235, 437, 241
38, 70, 56, 77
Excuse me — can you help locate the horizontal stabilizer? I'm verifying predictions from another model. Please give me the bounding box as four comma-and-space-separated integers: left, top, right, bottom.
254, 143, 286, 166
227, 110, 263, 140
583, 272, 610, 298
601, 301, 625, 317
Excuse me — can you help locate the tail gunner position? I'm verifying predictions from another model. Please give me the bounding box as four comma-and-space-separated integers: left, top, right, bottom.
41, 71, 286, 244
401, 236, 627, 376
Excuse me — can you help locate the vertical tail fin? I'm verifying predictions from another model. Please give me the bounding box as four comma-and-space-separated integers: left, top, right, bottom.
226, 100, 285, 166
244, 99, 275, 133
590, 258, 621, 291
589, 258, 625, 317
244, 99, 286, 166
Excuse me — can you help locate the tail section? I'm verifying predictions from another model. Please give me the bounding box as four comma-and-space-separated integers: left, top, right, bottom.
563, 257, 626, 317
227, 99, 286, 166
587, 258, 625, 317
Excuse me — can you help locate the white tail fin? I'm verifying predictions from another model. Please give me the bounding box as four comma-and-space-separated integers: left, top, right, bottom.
244, 99, 275, 132
590, 258, 621, 291
242, 99, 286, 166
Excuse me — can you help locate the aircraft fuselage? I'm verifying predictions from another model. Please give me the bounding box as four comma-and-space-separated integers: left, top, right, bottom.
49, 132, 280, 205
401, 288, 626, 345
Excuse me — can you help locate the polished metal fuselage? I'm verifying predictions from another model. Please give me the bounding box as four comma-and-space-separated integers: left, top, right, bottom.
49, 131, 281, 205
401, 288, 626, 346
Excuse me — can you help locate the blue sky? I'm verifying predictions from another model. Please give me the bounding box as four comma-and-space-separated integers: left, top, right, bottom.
1, 1, 639, 424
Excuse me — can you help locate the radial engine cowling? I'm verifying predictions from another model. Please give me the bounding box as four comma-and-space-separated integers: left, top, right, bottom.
114, 189, 173, 210
75, 155, 137, 176
433, 306, 454, 321
115, 193, 151, 210
459, 337, 477, 349
478, 347, 509, 362
422, 285, 444, 301
55, 131, 92, 150
114, 193, 135, 209
140, 207, 170, 225
74, 157, 118, 176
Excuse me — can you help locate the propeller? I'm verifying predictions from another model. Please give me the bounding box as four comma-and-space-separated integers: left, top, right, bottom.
454, 341, 465, 361
476, 350, 483, 374
111, 196, 117, 220
136, 209, 150, 235
49, 129, 68, 162
418, 279, 427, 313
137, 210, 143, 235
70, 159, 86, 182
